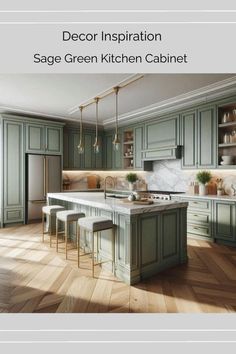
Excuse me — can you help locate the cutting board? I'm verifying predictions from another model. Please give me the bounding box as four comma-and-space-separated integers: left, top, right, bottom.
122, 198, 154, 205
87, 175, 98, 189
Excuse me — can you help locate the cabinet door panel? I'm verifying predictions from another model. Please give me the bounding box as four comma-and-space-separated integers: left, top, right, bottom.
146, 117, 178, 150
3, 121, 24, 223
134, 126, 143, 169
84, 133, 94, 169
181, 111, 197, 169
26, 124, 44, 153
141, 216, 159, 266
161, 211, 179, 260
46, 126, 62, 154
214, 201, 236, 241
198, 106, 216, 168
105, 134, 113, 170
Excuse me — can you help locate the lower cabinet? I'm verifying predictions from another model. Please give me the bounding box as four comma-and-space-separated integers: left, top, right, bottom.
3, 120, 24, 224
213, 201, 236, 243
172, 196, 236, 247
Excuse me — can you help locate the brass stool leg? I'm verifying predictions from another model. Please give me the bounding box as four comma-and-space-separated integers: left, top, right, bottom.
112, 227, 115, 274
96, 232, 99, 262
77, 225, 80, 267
49, 215, 52, 247
92, 231, 95, 277
42, 212, 45, 242
56, 217, 59, 252
65, 221, 68, 259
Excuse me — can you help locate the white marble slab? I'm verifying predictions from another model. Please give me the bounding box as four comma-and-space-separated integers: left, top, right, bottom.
48, 192, 188, 215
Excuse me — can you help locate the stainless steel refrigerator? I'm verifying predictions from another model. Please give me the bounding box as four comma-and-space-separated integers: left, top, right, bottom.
27, 154, 61, 222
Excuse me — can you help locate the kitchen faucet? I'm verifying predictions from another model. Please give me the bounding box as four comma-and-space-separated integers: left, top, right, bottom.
104, 176, 115, 199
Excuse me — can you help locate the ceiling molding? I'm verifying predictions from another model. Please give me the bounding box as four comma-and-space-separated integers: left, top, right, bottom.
103, 75, 236, 129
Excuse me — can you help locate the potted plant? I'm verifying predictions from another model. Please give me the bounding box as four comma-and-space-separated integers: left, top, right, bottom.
196, 171, 212, 196
126, 173, 138, 191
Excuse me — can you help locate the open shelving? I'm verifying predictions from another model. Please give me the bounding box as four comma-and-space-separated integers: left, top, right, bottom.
123, 129, 134, 169
218, 103, 236, 167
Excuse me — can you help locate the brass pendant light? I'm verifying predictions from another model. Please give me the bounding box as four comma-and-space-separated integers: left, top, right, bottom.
77, 106, 84, 154
113, 86, 121, 151
93, 97, 100, 153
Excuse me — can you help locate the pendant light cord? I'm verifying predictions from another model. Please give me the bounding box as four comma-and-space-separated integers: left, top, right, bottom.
79, 106, 83, 144
114, 86, 119, 135
95, 97, 99, 140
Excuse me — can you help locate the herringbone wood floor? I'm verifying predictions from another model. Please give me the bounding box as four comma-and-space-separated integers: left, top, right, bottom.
1, 223, 236, 313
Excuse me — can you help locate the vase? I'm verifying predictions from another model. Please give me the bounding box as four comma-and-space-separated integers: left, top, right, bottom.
129, 182, 135, 191
199, 183, 206, 196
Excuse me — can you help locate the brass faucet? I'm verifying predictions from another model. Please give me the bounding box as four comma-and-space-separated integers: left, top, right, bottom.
104, 176, 115, 199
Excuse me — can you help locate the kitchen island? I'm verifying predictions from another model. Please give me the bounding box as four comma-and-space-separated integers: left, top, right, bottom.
47, 192, 188, 285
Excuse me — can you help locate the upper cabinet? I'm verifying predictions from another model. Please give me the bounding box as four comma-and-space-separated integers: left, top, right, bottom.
26, 123, 63, 155
181, 104, 217, 169
63, 128, 103, 170
143, 115, 181, 161
103, 129, 122, 170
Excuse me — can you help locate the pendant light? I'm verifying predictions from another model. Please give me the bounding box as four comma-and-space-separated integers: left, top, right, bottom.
77, 106, 84, 154
113, 86, 120, 151
93, 97, 100, 153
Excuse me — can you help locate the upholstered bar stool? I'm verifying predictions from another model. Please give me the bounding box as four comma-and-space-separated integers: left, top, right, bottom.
56, 210, 85, 259
42, 205, 65, 246
77, 216, 115, 277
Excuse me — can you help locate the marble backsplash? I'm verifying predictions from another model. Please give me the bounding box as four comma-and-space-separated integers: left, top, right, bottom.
145, 160, 236, 196
63, 160, 236, 196
62, 171, 148, 191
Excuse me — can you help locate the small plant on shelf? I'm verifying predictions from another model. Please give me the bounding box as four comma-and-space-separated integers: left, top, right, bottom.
196, 170, 212, 196
126, 173, 138, 191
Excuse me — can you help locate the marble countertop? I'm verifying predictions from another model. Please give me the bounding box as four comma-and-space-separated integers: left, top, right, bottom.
48, 192, 188, 215
173, 193, 236, 202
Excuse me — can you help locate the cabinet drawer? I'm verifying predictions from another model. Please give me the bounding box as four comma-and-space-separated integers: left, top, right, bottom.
4, 208, 24, 223
188, 199, 211, 211
187, 223, 211, 238
188, 212, 210, 225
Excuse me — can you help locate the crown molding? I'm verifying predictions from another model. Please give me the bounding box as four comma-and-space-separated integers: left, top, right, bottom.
103, 75, 236, 129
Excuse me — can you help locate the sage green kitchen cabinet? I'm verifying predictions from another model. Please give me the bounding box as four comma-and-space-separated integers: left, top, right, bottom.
181, 105, 217, 169
3, 120, 24, 224
104, 130, 122, 170
214, 201, 236, 243
145, 115, 179, 150
197, 105, 216, 168
26, 123, 63, 155
63, 128, 103, 170
181, 110, 197, 169
134, 125, 143, 169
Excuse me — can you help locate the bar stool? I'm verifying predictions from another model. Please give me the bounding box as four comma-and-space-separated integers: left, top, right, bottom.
56, 210, 85, 259
77, 216, 115, 277
42, 205, 65, 246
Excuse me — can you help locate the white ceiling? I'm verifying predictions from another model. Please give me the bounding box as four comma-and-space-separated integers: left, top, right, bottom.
0, 73, 235, 126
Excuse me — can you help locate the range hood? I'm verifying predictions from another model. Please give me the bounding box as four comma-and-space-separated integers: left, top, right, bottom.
142, 145, 182, 162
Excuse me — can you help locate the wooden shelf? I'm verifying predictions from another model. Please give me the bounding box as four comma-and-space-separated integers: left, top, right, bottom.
218, 122, 236, 128
123, 155, 134, 158
123, 141, 134, 145
218, 165, 236, 169
218, 143, 236, 148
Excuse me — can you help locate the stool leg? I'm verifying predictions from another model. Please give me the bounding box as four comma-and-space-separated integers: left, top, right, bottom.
49, 215, 52, 247
112, 227, 115, 274
56, 217, 59, 252
92, 232, 95, 277
77, 225, 80, 267
42, 212, 44, 242
65, 221, 68, 259
96, 232, 99, 262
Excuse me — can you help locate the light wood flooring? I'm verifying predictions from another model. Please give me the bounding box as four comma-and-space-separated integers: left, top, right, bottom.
1, 223, 236, 313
